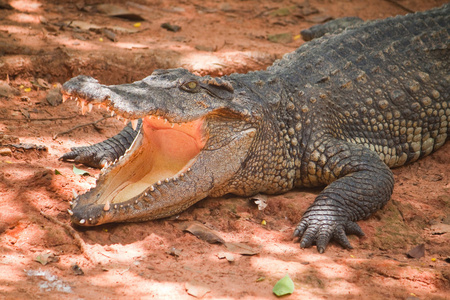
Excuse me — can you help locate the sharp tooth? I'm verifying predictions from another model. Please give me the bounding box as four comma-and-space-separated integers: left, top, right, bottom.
149, 185, 155, 191
62, 94, 69, 103
67, 209, 73, 216
157, 180, 162, 185
180, 172, 185, 177
111, 110, 115, 117
187, 168, 191, 172
131, 119, 138, 130
72, 189, 78, 198
123, 119, 128, 125
79, 219, 86, 224
69, 201, 73, 205
164, 118, 168, 123
157, 116, 160, 119
81, 101, 87, 115
116, 115, 121, 121
88, 103, 93, 112
171, 123, 175, 128
164, 178, 169, 183
75, 97, 78, 101
106, 106, 110, 111
103, 201, 110, 211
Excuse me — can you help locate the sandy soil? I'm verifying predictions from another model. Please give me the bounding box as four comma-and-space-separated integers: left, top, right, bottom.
0, 0, 449, 299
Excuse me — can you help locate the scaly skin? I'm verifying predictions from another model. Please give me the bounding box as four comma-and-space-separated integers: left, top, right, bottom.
300, 16, 363, 41
61, 5, 449, 253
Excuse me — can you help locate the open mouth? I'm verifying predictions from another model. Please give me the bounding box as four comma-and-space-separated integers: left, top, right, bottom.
96, 115, 206, 208
62, 95, 207, 224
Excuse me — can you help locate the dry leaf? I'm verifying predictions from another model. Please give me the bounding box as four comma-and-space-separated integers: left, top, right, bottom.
108, 26, 138, 34
251, 194, 268, 210
46, 88, 62, 106
217, 252, 235, 262
20, 108, 30, 119
91, 4, 145, 21
161, 23, 181, 32
181, 221, 225, 244
225, 242, 259, 255
307, 15, 333, 23
69, 20, 101, 31
35, 252, 59, 265
37, 78, 51, 89
407, 244, 425, 259
185, 281, 211, 298
167, 247, 182, 257
430, 223, 450, 235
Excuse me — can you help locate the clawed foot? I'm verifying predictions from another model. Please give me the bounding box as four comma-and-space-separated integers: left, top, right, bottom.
293, 212, 365, 253
60, 146, 114, 168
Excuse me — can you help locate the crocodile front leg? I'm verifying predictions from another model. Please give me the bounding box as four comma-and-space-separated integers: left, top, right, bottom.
60, 119, 142, 168
294, 138, 394, 253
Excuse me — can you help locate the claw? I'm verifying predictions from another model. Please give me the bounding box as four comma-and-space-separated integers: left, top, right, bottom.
345, 221, 365, 236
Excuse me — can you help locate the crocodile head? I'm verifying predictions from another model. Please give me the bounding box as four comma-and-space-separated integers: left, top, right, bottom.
61, 68, 264, 226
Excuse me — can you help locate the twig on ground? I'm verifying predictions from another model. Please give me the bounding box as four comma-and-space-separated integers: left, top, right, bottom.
0, 115, 79, 121
40, 211, 93, 262
383, 0, 414, 13
53, 116, 111, 140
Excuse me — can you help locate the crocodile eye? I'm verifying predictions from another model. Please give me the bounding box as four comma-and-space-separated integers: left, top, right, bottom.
186, 81, 197, 89
180, 80, 200, 93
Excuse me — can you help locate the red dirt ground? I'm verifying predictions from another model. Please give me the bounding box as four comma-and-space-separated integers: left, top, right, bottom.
0, 0, 449, 299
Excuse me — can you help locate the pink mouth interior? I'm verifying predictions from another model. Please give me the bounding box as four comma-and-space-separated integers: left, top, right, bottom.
92, 116, 206, 205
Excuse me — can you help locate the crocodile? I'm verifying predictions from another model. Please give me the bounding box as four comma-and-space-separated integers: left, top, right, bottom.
60, 5, 449, 253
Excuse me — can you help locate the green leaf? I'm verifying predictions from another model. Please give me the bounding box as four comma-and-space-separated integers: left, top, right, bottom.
54, 169, 62, 175
72, 165, 90, 176
273, 274, 294, 297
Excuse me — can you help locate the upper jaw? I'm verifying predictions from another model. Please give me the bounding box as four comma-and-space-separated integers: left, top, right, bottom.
61, 74, 201, 123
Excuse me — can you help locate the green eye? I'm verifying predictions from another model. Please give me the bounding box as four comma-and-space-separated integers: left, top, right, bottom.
187, 81, 197, 89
